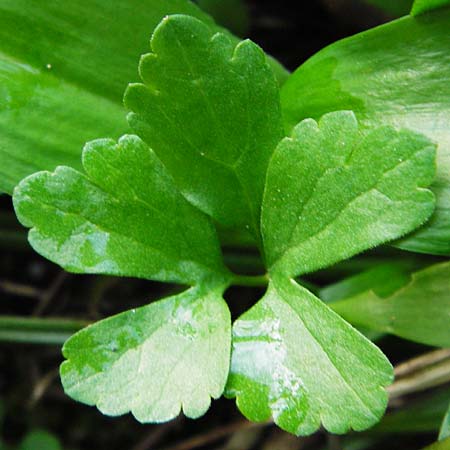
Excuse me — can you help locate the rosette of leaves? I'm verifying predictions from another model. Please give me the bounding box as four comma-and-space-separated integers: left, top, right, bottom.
12, 15, 437, 435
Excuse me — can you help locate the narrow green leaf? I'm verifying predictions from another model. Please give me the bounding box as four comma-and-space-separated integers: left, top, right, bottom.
262, 111, 435, 278
411, 0, 450, 15
439, 401, 450, 440
331, 261, 450, 347
61, 285, 231, 422
13, 135, 228, 285
226, 276, 393, 435
280, 9, 450, 255
125, 15, 284, 234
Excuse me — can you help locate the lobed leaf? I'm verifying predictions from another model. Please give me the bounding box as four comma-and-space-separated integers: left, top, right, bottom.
0, 1, 288, 195
125, 15, 284, 235
13, 135, 228, 285
0, 0, 223, 194
226, 276, 393, 435
280, 9, 450, 255
262, 111, 436, 278
61, 285, 231, 422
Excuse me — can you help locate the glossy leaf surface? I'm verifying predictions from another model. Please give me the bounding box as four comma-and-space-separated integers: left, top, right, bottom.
13, 135, 228, 285
262, 111, 436, 278
281, 9, 450, 255
0, 1, 290, 195
226, 276, 393, 435
61, 286, 231, 422
331, 262, 450, 347
125, 15, 284, 234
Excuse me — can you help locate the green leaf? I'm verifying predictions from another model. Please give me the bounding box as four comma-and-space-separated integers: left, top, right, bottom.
0, 1, 289, 195
226, 276, 393, 435
331, 261, 450, 347
125, 15, 284, 234
280, 9, 450, 255
61, 285, 231, 422
19, 430, 61, 450
319, 263, 415, 304
411, 0, 450, 15
13, 135, 228, 285
439, 401, 450, 440
262, 111, 436, 278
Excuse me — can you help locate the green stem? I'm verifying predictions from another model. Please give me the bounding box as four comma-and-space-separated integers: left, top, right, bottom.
0, 316, 89, 345
231, 273, 269, 287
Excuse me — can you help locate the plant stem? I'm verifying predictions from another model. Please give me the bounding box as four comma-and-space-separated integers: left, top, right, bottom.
388, 349, 450, 400
231, 273, 269, 287
0, 316, 89, 345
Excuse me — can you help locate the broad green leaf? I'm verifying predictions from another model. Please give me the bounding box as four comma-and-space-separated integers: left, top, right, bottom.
19, 430, 61, 450
280, 9, 450, 255
0, 54, 126, 193
411, 0, 450, 15
13, 135, 228, 285
0, 0, 220, 195
61, 285, 231, 422
262, 111, 435, 278
226, 276, 393, 435
125, 15, 284, 234
439, 401, 450, 440
331, 261, 450, 347
0, 1, 288, 195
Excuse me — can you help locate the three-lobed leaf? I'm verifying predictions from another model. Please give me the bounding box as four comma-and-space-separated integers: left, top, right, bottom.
61, 285, 231, 422
9, 11, 442, 435
226, 276, 393, 435
125, 14, 284, 235
13, 135, 229, 285
262, 111, 436, 278
280, 8, 450, 255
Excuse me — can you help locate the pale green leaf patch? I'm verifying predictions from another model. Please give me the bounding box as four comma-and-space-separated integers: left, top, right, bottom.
13, 135, 229, 285
61, 284, 231, 422
226, 276, 393, 435
125, 15, 284, 236
262, 111, 436, 278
